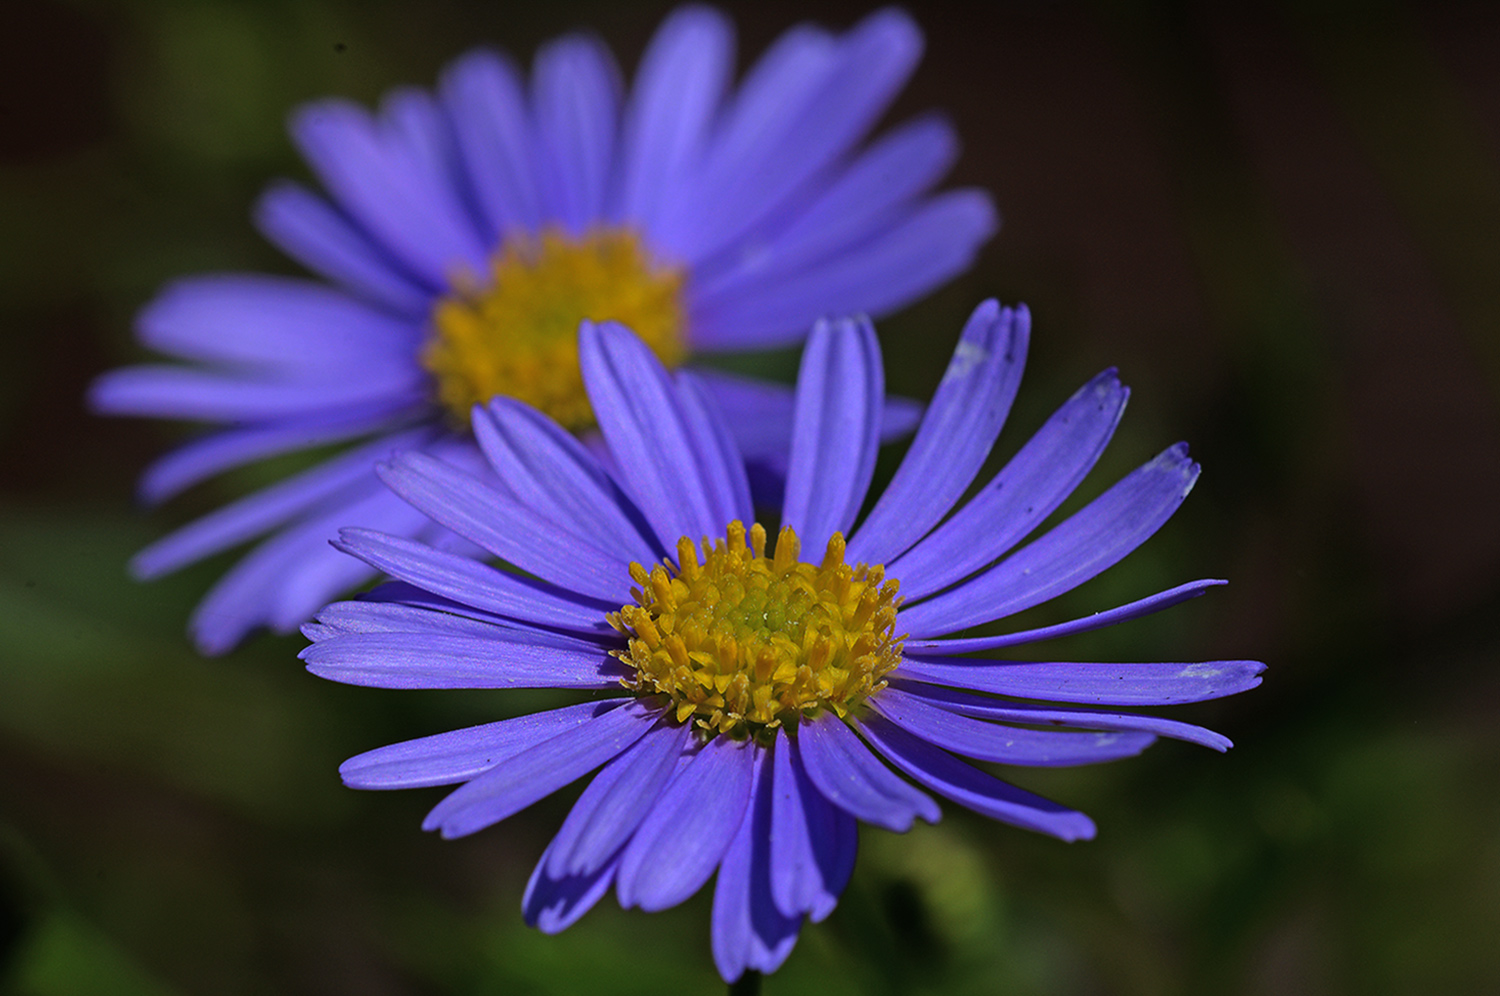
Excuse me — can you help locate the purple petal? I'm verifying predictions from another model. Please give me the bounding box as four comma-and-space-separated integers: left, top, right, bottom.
290, 98, 489, 285
899, 443, 1200, 638
302, 596, 525, 640
134, 274, 420, 373
905, 579, 1229, 655
780, 316, 883, 552
769, 728, 856, 921
253, 180, 434, 312
673, 371, 754, 529
545, 720, 693, 877
618, 6, 733, 232
870, 686, 1156, 766
887, 680, 1234, 752
137, 399, 419, 505
890, 369, 1129, 601
189, 467, 449, 652
894, 656, 1268, 706
688, 190, 996, 350
377, 450, 632, 602
523, 838, 620, 934
667, 10, 923, 266
795, 711, 939, 832
615, 735, 756, 912
439, 48, 544, 236
853, 714, 1096, 841
300, 629, 623, 689
850, 301, 1029, 565
530, 34, 620, 232
87, 363, 425, 423
711, 745, 802, 983
578, 321, 728, 546
472, 397, 662, 564
650, 23, 836, 260
683, 369, 797, 463
130, 429, 431, 579
340, 699, 630, 789
333, 527, 616, 635
421, 698, 661, 838
693, 113, 959, 299
688, 368, 922, 467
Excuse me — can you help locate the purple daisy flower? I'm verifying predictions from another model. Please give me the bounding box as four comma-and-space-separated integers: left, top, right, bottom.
301, 302, 1264, 983
89, 5, 996, 653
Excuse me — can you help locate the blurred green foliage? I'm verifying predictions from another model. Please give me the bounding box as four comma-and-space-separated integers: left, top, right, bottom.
3, 0, 1499, 993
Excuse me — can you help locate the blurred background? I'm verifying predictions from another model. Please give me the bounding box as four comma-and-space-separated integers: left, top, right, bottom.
3, 0, 1499, 992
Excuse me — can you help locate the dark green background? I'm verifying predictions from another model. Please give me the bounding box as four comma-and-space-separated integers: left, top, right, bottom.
3, 0, 1498, 992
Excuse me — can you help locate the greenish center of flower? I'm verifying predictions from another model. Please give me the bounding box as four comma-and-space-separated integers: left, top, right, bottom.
609, 522, 905, 740
422, 227, 687, 429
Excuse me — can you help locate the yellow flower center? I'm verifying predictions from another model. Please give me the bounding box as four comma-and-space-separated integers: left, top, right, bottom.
609, 522, 905, 740
422, 227, 687, 429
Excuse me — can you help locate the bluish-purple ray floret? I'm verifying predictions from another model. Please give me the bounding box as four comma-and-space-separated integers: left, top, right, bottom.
93, 5, 996, 653
301, 300, 1262, 982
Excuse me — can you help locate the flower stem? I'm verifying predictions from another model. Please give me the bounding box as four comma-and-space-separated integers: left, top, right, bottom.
728, 970, 763, 996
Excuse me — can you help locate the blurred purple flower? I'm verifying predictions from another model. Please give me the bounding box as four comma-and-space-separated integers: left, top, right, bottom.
91, 6, 995, 653
302, 303, 1262, 982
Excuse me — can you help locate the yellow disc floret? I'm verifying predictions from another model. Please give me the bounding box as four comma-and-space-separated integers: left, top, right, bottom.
422, 227, 687, 429
609, 522, 905, 740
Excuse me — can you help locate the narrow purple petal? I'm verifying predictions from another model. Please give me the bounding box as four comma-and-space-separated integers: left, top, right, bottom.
850, 301, 1029, 565
887, 680, 1234, 751
303, 597, 525, 640
692, 114, 959, 299
421, 699, 661, 838
300, 629, 623, 689
472, 397, 662, 564
130, 429, 430, 579
263, 477, 436, 634
900, 444, 1200, 638
780, 316, 883, 552
615, 735, 756, 912
674, 371, 755, 529
340, 700, 630, 789
253, 180, 435, 312
135, 274, 421, 373
894, 656, 1269, 706
712, 746, 801, 983
683, 369, 797, 464
905, 579, 1229, 655
523, 838, 621, 934
795, 711, 939, 832
870, 686, 1156, 766
668, 10, 923, 266
290, 98, 489, 285
545, 720, 693, 877
651, 23, 836, 260
853, 714, 1097, 841
137, 399, 419, 505
578, 321, 726, 546
439, 48, 544, 236
377, 450, 632, 602
769, 728, 856, 921
87, 364, 425, 422
688, 190, 996, 349
531, 34, 620, 232
333, 527, 616, 635
891, 369, 1129, 601
618, 6, 733, 232
689, 369, 923, 467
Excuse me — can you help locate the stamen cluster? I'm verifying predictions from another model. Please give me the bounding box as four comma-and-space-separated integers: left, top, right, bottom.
610, 522, 905, 740
423, 227, 686, 428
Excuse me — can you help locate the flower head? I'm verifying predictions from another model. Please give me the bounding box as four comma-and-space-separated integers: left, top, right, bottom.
90, 6, 995, 653
302, 303, 1264, 982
